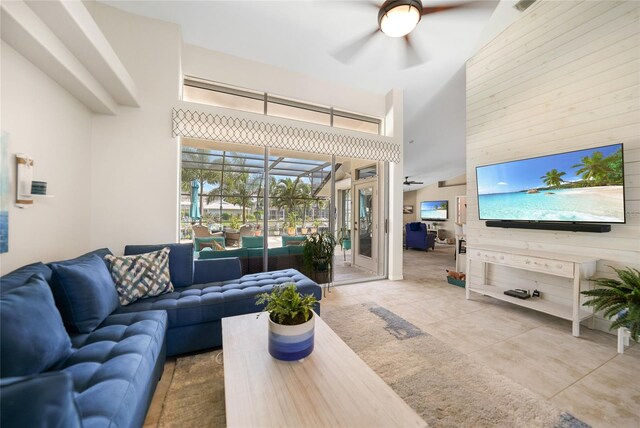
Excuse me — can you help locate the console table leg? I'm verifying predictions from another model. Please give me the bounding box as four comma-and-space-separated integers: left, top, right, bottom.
572, 267, 581, 337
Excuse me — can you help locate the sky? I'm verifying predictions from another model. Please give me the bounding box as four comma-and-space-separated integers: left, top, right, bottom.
476, 144, 621, 195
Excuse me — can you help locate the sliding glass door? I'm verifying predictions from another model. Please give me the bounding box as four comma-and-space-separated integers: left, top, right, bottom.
181, 139, 386, 283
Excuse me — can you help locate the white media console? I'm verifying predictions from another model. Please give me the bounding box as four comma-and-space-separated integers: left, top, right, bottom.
465, 245, 598, 337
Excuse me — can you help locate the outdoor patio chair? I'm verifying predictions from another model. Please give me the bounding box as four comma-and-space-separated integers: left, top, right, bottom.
192, 224, 213, 238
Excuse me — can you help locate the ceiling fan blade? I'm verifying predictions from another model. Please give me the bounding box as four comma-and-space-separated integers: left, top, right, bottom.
332, 28, 381, 64
421, 3, 471, 16
362, 0, 382, 10
402, 34, 424, 68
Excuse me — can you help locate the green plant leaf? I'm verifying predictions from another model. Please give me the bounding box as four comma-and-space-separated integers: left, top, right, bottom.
581, 266, 640, 341
255, 283, 317, 325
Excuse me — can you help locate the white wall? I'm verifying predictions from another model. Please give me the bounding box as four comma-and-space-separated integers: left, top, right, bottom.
472, 0, 522, 55
182, 44, 386, 119
0, 41, 92, 274
403, 66, 467, 186
403, 190, 417, 225
412, 175, 467, 241
466, 0, 640, 332
86, 2, 182, 253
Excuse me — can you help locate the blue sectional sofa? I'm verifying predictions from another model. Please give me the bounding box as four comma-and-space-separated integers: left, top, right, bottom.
0, 243, 321, 428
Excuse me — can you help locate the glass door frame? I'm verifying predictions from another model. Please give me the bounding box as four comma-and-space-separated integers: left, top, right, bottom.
353, 178, 378, 273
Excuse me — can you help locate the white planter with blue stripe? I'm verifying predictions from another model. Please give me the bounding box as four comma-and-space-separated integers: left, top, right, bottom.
268, 312, 315, 361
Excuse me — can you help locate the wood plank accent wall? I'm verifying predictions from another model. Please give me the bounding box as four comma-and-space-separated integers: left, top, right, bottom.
466, 0, 640, 332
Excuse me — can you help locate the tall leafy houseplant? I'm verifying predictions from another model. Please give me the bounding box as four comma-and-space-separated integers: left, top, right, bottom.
303, 232, 336, 273
256, 284, 318, 361
581, 266, 640, 341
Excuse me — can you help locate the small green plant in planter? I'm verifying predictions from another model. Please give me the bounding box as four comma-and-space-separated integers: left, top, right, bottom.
581, 266, 640, 342
303, 232, 337, 273
229, 215, 241, 231
256, 283, 318, 360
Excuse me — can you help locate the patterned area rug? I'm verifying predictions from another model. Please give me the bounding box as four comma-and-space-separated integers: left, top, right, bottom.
157, 303, 589, 427
323, 303, 589, 428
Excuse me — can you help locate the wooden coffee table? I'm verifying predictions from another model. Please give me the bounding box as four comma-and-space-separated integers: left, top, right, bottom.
222, 313, 426, 428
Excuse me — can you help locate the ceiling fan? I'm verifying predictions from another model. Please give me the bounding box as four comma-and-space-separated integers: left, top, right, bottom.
333, 0, 470, 68
403, 176, 423, 186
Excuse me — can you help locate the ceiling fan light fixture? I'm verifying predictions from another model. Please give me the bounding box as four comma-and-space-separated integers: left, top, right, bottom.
378, 0, 423, 38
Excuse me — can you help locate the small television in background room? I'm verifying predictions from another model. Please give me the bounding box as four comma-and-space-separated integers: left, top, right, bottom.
476, 143, 625, 224
420, 200, 448, 221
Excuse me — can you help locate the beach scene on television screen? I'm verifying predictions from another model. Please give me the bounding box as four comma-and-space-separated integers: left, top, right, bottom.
477, 144, 624, 222
421, 201, 447, 220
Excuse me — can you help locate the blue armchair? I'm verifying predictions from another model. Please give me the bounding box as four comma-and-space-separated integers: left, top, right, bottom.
405, 222, 436, 251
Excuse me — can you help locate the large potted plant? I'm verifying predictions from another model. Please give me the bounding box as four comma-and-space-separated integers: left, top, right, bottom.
581, 266, 640, 342
256, 284, 318, 361
303, 232, 336, 273
286, 212, 297, 236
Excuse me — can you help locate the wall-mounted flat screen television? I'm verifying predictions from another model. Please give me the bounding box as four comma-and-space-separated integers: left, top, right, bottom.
420, 200, 448, 221
476, 143, 625, 223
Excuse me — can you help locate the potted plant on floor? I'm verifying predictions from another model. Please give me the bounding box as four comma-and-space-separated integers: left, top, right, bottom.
581, 266, 640, 343
256, 283, 318, 361
303, 232, 336, 282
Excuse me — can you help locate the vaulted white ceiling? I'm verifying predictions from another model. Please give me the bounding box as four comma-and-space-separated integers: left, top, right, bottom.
103, 0, 500, 188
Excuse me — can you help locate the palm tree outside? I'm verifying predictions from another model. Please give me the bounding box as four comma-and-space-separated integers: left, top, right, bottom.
222, 171, 263, 224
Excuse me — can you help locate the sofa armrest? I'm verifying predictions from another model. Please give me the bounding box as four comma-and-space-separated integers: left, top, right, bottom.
194, 257, 242, 284
1, 372, 81, 428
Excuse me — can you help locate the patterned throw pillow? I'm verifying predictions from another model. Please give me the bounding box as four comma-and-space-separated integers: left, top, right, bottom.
105, 248, 174, 305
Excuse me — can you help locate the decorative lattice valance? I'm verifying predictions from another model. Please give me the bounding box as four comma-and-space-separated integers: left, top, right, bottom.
172, 108, 400, 163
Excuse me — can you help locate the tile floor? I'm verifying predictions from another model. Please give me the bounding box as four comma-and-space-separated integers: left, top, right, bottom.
321, 245, 640, 428
146, 244, 639, 428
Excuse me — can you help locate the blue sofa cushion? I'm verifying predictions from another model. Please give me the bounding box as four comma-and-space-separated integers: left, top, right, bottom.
66, 310, 167, 428
1, 372, 81, 428
125, 243, 194, 288
115, 268, 321, 328
0, 262, 52, 292
49, 254, 120, 333
409, 222, 422, 231
194, 257, 242, 284
0, 274, 72, 377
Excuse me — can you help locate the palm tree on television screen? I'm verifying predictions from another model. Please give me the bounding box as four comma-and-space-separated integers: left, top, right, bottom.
540, 168, 566, 188
572, 151, 611, 185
